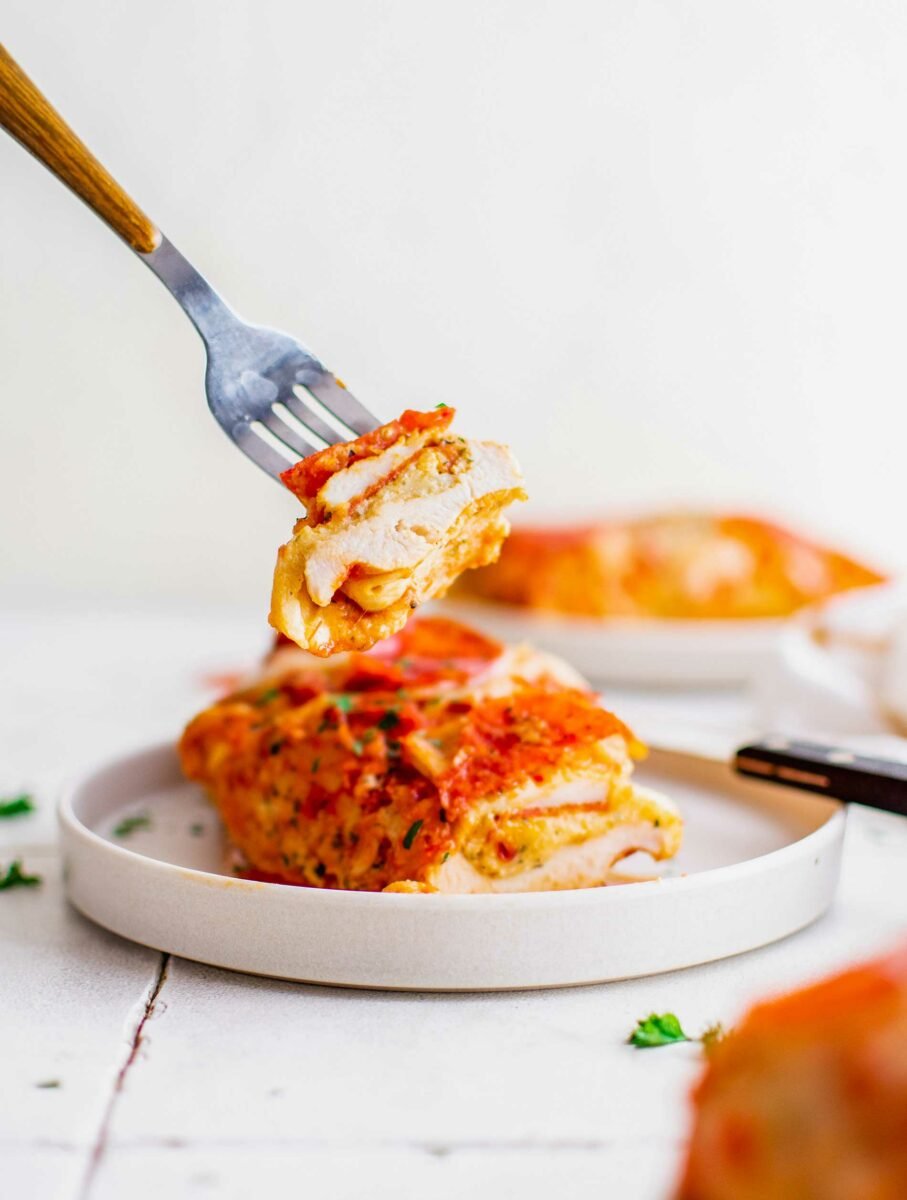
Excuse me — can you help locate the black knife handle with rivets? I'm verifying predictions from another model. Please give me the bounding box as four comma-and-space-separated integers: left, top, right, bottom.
734, 739, 907, 818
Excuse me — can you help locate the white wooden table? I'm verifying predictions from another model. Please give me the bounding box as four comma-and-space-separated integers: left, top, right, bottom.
3, 611, 906, 1200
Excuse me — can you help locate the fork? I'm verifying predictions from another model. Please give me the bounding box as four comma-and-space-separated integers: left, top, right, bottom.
0, 43, 380, 480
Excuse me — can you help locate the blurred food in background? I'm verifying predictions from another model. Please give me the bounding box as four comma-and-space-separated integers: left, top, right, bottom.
457, 513, 885, 621
676, 941, 907, 1200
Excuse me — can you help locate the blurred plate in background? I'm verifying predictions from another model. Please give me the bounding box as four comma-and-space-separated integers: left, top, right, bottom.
437, 600, 785, 687
59, 741, 843, 990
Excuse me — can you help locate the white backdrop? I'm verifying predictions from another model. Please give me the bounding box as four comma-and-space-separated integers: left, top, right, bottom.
2, 1, 905, 612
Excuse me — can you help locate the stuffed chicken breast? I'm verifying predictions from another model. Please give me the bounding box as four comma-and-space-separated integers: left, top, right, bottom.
270, 407, 526, 656
179, 617, 681, 893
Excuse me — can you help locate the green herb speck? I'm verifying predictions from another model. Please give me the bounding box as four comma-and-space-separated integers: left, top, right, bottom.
189, 823, 205, 837
311, 757, 321, 773
0, 794, 35, 818
112, 814, 151, 839
628, 1013, 691, 1049
35, 1079, 61, 1089
255, 687, 281, 706
0, 859, 42, 890
334, 694, 353, 712
403, 819, 423, 850
378, 710, 400, 732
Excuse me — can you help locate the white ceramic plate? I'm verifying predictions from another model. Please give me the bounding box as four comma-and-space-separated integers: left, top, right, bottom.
59, 742, 844, 991
437, 600, 786, 686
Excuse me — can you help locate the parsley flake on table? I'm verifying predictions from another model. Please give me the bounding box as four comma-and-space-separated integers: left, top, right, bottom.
112, 814, 151, 839
35, 1079, 61, 1089
0, 859, 42, 891
0, 794, 35, 818
700, 1022, 727, 1049
403, 819, 423, 850
628, 1012, 691, 1048
628, 1013, 729, 1049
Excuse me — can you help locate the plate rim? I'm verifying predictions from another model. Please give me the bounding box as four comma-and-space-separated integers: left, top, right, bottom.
58, 738, 847, 910
438, 597, 791, 635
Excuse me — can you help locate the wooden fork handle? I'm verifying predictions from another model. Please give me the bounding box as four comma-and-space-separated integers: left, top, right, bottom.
0, 44, 160, 254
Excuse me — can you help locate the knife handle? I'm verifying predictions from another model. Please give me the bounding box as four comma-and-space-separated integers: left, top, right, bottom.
735, 739, 907, 819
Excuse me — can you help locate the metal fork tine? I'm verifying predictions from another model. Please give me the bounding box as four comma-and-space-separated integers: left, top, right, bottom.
281, 390, 348, 445
304, 375, 380, 436
233, 424, 296, 480
261, 409, 321, 460
136, 239, 383, 485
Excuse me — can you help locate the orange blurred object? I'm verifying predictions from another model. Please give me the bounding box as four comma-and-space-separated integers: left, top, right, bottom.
676, 943, 907, 1200
460, 513, 885, 620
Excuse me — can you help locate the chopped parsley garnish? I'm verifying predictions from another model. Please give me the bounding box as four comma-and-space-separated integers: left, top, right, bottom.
0, 794, 35, 818
403, 819, 423, 850
334, 694, 353, 712
378, 709, 400, 732
0, 859, 42, 890
255, 687, 281, 706
628, 1013, 691, 1048
700, 1022, 727, 1049
351, 739, 364, 756
628, 1013, 728, 1049
112, 814, 151, 839
434, 402, 449, 409
189, 823, 205, 837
